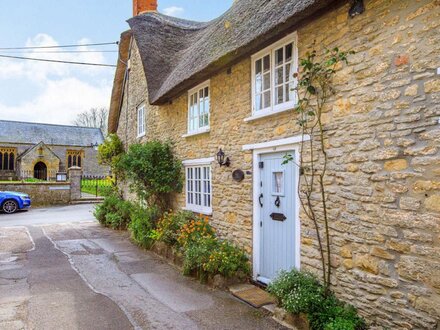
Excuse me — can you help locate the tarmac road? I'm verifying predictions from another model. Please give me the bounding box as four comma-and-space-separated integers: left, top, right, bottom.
0, 205, 282, 329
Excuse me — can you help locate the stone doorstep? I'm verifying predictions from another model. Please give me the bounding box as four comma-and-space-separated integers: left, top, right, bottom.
229, 283, 299, 330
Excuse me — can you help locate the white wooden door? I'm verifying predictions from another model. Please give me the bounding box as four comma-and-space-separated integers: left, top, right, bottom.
257, 151, 297, 284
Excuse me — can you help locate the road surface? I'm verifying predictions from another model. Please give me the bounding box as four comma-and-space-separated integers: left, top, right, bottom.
0, 205, 282, 329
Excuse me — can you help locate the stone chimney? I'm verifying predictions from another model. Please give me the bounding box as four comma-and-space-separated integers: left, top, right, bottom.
133, 0, 157, 16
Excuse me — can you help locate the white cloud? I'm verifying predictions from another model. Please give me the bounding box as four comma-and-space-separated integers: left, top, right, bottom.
0, 34, 114, 125
0, 34, 107, 83
163, 6, 185, 17
0, 78, 111, 125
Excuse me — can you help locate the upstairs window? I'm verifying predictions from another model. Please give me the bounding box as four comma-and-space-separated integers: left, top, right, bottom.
188, 81, 210, 135
137, 104, 146, 137
251, 32, 298, 117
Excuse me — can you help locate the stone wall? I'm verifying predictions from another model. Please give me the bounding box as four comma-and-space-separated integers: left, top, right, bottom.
0, 182, 71, 206
0, 168, 83, 206
116, 0, 440, 328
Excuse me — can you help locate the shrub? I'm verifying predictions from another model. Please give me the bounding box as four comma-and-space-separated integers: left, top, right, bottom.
94, 192, 132, 230
129, 205, 160, 248
268, 269, 324, 314
268, 269, 366, 330
309, 294, 366, 330
203, 240, 250, 278
119, 141, 183, 210
177, 217, 216, 248
183, 236, 218, 280
97, 133, 125, 183
152, 211, 194, 246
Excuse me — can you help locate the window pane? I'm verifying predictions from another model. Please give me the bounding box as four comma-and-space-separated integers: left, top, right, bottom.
276, 86, 283, 104
263, 73, 271, 90
285, 43, 293, 62
263, 91, 271, 108
273, 171, 284, 194
285, 63, 293, 82
276, 67, 283, 86
255, 59, 262, 94
276, 48, 283, 65
255, 94, 262, 111
204, 87, 209, 97
263, 55, 270, 72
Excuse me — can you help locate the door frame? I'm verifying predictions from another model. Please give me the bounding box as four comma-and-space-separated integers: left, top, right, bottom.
243, 135, 309, 281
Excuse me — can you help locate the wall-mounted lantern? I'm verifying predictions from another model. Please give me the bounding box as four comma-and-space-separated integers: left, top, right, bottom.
216, 148, 230, 167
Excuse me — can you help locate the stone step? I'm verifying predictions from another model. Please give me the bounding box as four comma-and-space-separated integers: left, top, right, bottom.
71, 199, 104, 205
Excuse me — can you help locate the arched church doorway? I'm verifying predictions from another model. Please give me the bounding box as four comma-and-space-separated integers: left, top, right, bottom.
34, 162, 47, 180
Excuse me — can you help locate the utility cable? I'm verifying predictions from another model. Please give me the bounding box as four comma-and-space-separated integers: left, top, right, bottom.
0, 50, 118, 54
0, 41, 118, 50
0, 54, 116, 67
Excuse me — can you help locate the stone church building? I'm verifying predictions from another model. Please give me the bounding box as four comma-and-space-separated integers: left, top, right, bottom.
0, 120, 109, 181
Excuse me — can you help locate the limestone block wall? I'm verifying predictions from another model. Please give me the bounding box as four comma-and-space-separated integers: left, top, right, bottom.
116, 0, 440, 328
0, 183, 71, 206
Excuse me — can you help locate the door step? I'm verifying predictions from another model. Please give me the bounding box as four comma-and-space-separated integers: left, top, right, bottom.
229, 283, 276, 308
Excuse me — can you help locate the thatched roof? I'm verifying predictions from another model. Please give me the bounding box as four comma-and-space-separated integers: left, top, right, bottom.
108, 0, 342, 132
108, 30, 132, 134
129, 0, 341, 105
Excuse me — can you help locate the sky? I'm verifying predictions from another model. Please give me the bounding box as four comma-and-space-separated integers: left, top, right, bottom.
0, 1, 233, 125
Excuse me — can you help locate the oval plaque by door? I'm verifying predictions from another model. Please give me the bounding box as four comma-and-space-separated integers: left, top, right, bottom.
232, 169, 245, 182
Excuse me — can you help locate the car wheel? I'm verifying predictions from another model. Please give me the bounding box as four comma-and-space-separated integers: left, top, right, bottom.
2, 200, 18, 214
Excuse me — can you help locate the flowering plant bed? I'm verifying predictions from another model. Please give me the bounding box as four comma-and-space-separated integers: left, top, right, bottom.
268, 269, 366, 330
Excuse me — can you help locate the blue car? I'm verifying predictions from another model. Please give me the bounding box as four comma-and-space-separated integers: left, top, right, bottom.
0, 191, 32, 214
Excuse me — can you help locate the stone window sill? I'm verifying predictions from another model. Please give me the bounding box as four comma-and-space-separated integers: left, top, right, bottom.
244, 107, 294, 123
182, 206, 212, 216
182, 128, 210, 138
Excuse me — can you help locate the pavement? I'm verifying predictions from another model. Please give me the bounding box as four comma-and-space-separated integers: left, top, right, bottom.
0, 205, 283, 329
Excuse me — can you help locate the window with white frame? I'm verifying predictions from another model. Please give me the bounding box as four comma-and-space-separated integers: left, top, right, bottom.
252, 33, 298, 116
188, 81, 210, 134
184, 159, 212, 214
137, 104, 145, 137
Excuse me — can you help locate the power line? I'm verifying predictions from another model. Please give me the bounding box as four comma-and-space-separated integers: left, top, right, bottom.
0, 41, 118, 50
0, 50, 118, 54
0, 54, 116, 68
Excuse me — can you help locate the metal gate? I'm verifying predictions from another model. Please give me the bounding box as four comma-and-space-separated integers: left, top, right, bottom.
80, 175, 112, 198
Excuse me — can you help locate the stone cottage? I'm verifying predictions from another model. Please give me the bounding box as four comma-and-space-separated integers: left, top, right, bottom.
0, 120, 109, 180
108, 0, 440, 328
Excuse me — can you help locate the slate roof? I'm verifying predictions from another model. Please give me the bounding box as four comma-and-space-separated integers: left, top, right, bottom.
127, 0, 341, 105
0, 120, 104, 147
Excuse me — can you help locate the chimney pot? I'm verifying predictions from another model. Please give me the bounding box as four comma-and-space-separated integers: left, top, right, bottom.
133, 0, 157, 16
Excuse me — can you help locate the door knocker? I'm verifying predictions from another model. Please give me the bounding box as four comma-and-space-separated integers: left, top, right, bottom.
275, 196, 281, 208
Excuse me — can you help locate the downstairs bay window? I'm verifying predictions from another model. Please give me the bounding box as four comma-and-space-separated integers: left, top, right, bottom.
183, 158, 213, 215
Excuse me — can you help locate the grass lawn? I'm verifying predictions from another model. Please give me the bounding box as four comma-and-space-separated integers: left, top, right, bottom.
81, 178, 113, 197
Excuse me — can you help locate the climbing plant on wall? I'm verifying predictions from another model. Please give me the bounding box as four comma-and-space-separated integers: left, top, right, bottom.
285, 48, 354, 291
